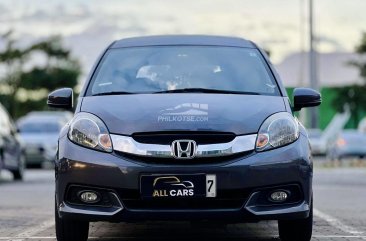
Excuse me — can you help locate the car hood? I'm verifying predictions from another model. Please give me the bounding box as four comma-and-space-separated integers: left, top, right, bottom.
80, 94, 287, 135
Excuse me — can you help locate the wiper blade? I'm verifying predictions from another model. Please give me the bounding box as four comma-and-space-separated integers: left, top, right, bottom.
92, 88, 261, 96
152, 88, 260, 95
92, 91, 135, 96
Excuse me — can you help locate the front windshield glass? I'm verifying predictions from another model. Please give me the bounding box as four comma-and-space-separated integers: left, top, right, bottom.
19, 122, 61, 133
89, 46, 279, 96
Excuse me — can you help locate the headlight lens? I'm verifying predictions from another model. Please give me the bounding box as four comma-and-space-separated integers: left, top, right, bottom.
256, 112, 299, 151
68, 112, 112, 152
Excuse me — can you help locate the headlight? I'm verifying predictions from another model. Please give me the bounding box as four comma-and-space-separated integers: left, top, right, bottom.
256, 112, 299, 151
68, 112, 112, 152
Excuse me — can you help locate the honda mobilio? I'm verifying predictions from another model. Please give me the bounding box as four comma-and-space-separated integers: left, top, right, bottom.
48, 35, 321, 241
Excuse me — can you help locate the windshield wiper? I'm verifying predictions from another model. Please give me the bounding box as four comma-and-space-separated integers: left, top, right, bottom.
93, 88, 261, 96
152, 88, 261, 95
92, 91, 135, 96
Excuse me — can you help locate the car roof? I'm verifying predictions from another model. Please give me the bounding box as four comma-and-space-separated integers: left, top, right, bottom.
110, 35, 256, 49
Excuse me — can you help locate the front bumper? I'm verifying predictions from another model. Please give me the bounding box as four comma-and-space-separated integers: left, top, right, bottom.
333, 148, 366, 159
24, 146, 56, 164
56, 133, 312, 223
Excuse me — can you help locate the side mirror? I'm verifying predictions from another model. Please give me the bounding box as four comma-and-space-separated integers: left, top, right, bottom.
293, 88, 321, 111
47, 88, 73, 109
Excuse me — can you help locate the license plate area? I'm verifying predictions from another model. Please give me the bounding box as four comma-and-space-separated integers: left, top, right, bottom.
140, 174, 216, 198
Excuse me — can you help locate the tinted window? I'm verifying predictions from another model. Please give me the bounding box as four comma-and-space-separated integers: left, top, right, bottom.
88, 46, 279, 96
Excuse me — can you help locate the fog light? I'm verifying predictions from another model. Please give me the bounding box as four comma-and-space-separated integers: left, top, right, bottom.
269, 190, 288, 203
79, 191, 100, 204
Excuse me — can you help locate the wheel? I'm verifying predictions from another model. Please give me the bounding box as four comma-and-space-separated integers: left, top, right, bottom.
278, 201, 313, 241
27, 163, 43, 169
12, 154, 25, 181
55, 201, 89, 241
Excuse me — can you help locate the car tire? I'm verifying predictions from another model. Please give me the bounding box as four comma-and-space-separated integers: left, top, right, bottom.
12, 154, 25, 181
55, 201, 89, 241
27, 163, 43, 169
278, 201, 313, 241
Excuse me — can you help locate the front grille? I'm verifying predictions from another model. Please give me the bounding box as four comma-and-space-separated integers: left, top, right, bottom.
115, 131, 254, 165
123, 198, 245, 210
118, 188, 251, 211
115, 150, 254, 165
132, 131, 236, 145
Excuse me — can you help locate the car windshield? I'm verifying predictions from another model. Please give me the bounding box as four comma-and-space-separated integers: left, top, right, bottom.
89, 46, 279, 96
19, 121, 61, 133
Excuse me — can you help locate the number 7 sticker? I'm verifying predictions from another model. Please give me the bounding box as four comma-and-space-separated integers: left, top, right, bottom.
206, 174, 216, 197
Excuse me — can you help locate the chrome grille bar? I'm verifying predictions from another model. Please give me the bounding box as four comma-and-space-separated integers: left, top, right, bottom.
111, 134, 257, 158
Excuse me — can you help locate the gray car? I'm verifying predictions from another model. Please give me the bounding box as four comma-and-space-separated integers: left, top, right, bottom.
327, 130, 366, 161
17, 113, 71, 167
307, 128, 327, 156
0, 103, 24, 180
48, 35, 321, 241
